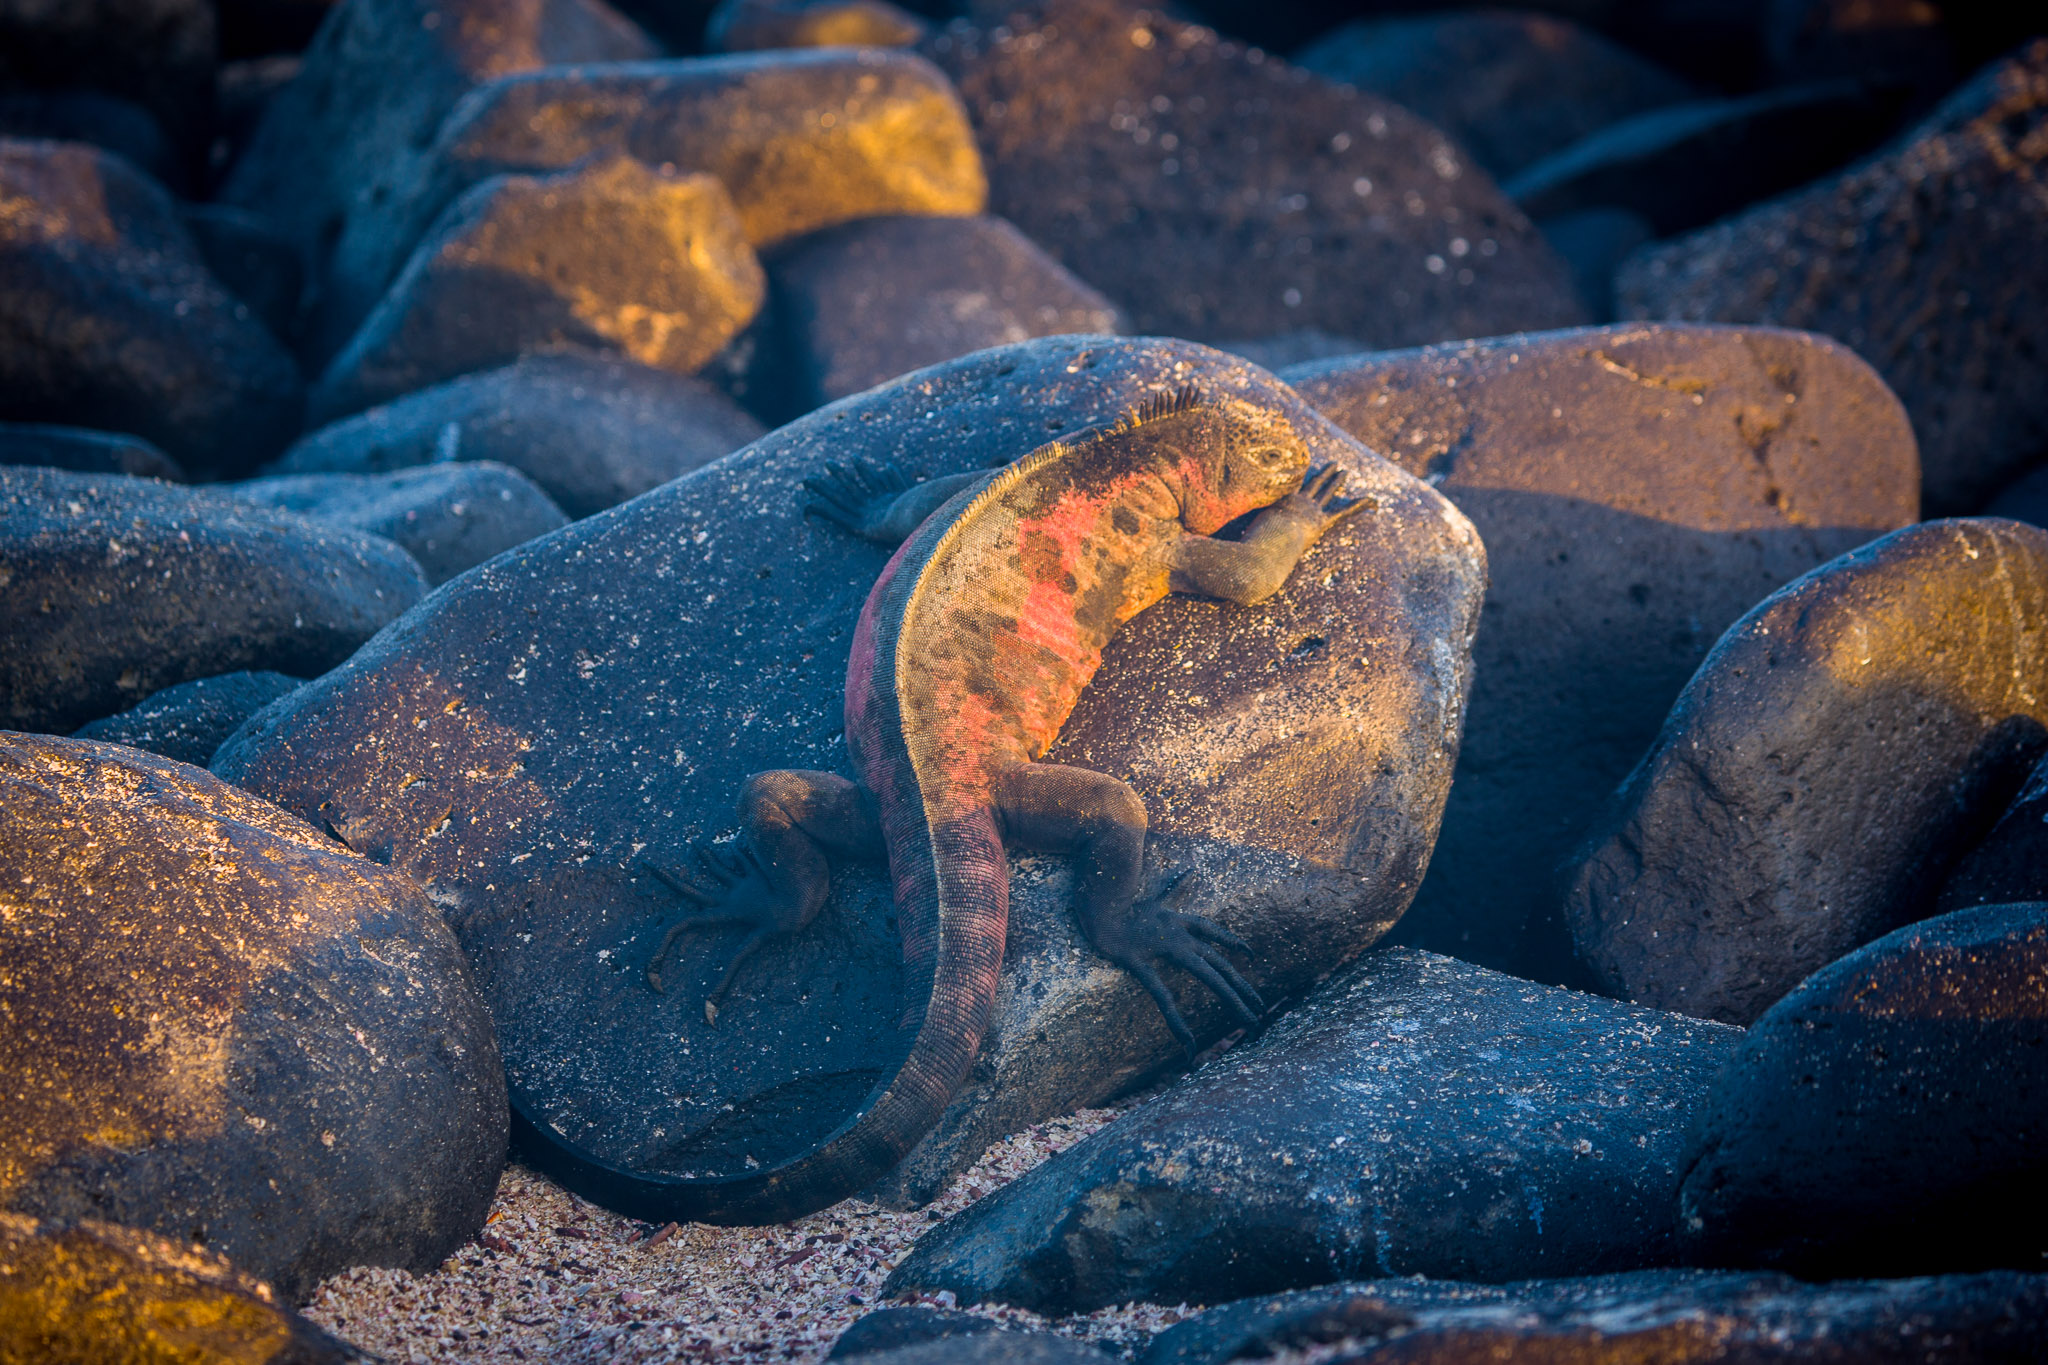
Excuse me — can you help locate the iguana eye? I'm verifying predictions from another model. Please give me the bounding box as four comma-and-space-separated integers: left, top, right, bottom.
1249, 446, 1285, 467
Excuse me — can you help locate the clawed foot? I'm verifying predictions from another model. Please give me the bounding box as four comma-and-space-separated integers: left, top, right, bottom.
642, 844, 784, 1025
801, 460, 915, 543
1091, 875, 1267, 1058
1290, 463, 1371, 536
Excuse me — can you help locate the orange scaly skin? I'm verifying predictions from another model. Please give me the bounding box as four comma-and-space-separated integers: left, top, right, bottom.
511, 388, 1359, 1225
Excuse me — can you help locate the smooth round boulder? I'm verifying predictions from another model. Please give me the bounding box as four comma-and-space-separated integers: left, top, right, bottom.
1937, 752, 2048, 912
214, 335, 1483, 1211
0, 467, 427, 734
0, 736, 508, 1301
0, 423, 185, 482
272, 353, 767, 519
73, 671, 304, 767
1565, 518, 2048, 1024
0, 1213, 370, 1365
1679, 903, 2048, 1277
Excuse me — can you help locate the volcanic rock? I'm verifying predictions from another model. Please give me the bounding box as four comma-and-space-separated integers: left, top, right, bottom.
0, 423, 186, 481
1679, 902, 2048, 1276
1617, 43, 2048, 514
0, 1213, 371, 1364
232, 464, 568, 585
843, 1335, 1105, 1365
0, 466, 426, 734
1286, 324, 1918, 987
1564, 518, 2048, 1024
828, 1306, 1002, 1359
73, 671, 304, 767
312, 157, 764, 422
179, 203, 305, 342
1983, 463, 2048, 526
1295, 12, 1694, 180
1141, 1268, 2048, 1365
1938, 753, 2048, 912
220, 0, 657, 357
273, 352, 767, 518
919, 0, 1585, 350
0, 0, 216, 156
1537, 208, 1653, 321
0, 735, 507, 1299
1504, 82, 1906, 239
213, 335, 1482, 1212
884, 948, 1741, 1313
0, 139, 304, 479
770, 214, 1124, 409
707, 0, 926, 52
320, 47, 987, 363
0, 89, 180, 191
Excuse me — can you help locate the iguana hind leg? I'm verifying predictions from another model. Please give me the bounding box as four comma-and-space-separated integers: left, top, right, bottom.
802, 459, 991, 546
644, 769, 883, 1023
993, 761, 1266, 1054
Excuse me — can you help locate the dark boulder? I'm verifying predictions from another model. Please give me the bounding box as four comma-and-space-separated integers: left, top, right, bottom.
828, 1306, 1003, 1359
1680, 902, 2048, 1277
0, 89, 181, 191
0, 466, 426, 734
919, 0, 1586, 351
0, 0, 216, 156
707, 0, 926, 52
1564, 518, 2048, 1024
219, 0, 657, 361
73, 671, 304, 767
272, 352, 767, 518
312, 157, 763, 422
0, 1213, 374, 1364
318, 48, 987, 365
769, 214, 1123, 410
179, 203, 305, 342
1504, 82, 1908, 239
1141, 1268, 2048, 1365
0, 139, 304, 479
213, 335, 1482, 1213
0, 422, 186, 482
884, 948, 1741, 1314
1618, 42, 2048, 515
0, 735, 507, 1300
231, 464, 568, 585
1938, 753, 2048, 912
1536, 208, 1653, 322
841, 1335, 1104, 1365
1295, 11, 1694, 180
1287, 324, 1918, 988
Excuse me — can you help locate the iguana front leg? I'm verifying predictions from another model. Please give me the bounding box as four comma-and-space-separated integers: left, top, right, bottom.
1171, 464, 1365, 605
645, 769, 883, 1022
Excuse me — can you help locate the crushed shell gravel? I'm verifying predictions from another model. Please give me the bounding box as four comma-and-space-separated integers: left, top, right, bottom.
303, 1106, 1198, 1362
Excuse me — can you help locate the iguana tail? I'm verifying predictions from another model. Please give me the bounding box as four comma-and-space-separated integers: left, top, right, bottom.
509, 806, 1007, 1226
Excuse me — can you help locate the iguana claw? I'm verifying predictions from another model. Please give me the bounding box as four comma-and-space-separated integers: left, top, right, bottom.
641, 844, 782, 1024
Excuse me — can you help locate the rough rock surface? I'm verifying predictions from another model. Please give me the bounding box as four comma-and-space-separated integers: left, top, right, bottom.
1679, 902, 2048, 1277
214, 335, 1483, 1211
770, 214, 1124, 410
0, 467, 426, 734
1295, 12, 1694, 179
220, 0, 658, 359
73, 671, 304, 767
1287, 324, 1918, 987
0, 0, 217, 154
323, 48, 987, 363
232, 464, 569, 585
1140, 1268, 2048, 1365
885, 948, 1741, 1313
0, 1213, 371, 1365
0, 423, 186, 482
828, 1306, 1002, 1359
1565, 518, 2048, 1024
274, 352, 767, 518
0, 139, 304, 479
1938, 753, 2048, 911
313, 158, 764, 423
920, 0, 1585, 351
1618, 43, 2048, 514
1504, 82, 1903, 238
708, 0, 926, 52
0, 735, 507, 1300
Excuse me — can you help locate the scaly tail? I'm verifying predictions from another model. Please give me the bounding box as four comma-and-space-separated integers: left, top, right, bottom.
509, 806, 1007, 1226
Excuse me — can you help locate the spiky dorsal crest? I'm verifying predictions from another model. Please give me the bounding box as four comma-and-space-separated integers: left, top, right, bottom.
1113, 383, 1210, 433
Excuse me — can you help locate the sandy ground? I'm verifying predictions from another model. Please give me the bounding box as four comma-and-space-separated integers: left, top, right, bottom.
303, 1107, 1196, 1362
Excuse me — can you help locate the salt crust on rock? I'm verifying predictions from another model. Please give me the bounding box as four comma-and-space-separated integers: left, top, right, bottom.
886, 948, 1742, 1314
1566, 517, 2048, 1024
0, 466, 427, 735
325, 48, 988, 361
215, 334, 1482, 1215
0, 736, 508, 1302
1287, 323, 1919, 987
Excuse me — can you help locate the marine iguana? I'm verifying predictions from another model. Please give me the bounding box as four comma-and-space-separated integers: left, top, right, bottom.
512, 386, 1362, 1225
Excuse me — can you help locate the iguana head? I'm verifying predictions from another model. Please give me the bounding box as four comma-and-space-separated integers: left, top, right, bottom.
1172, 392, 1314, 535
